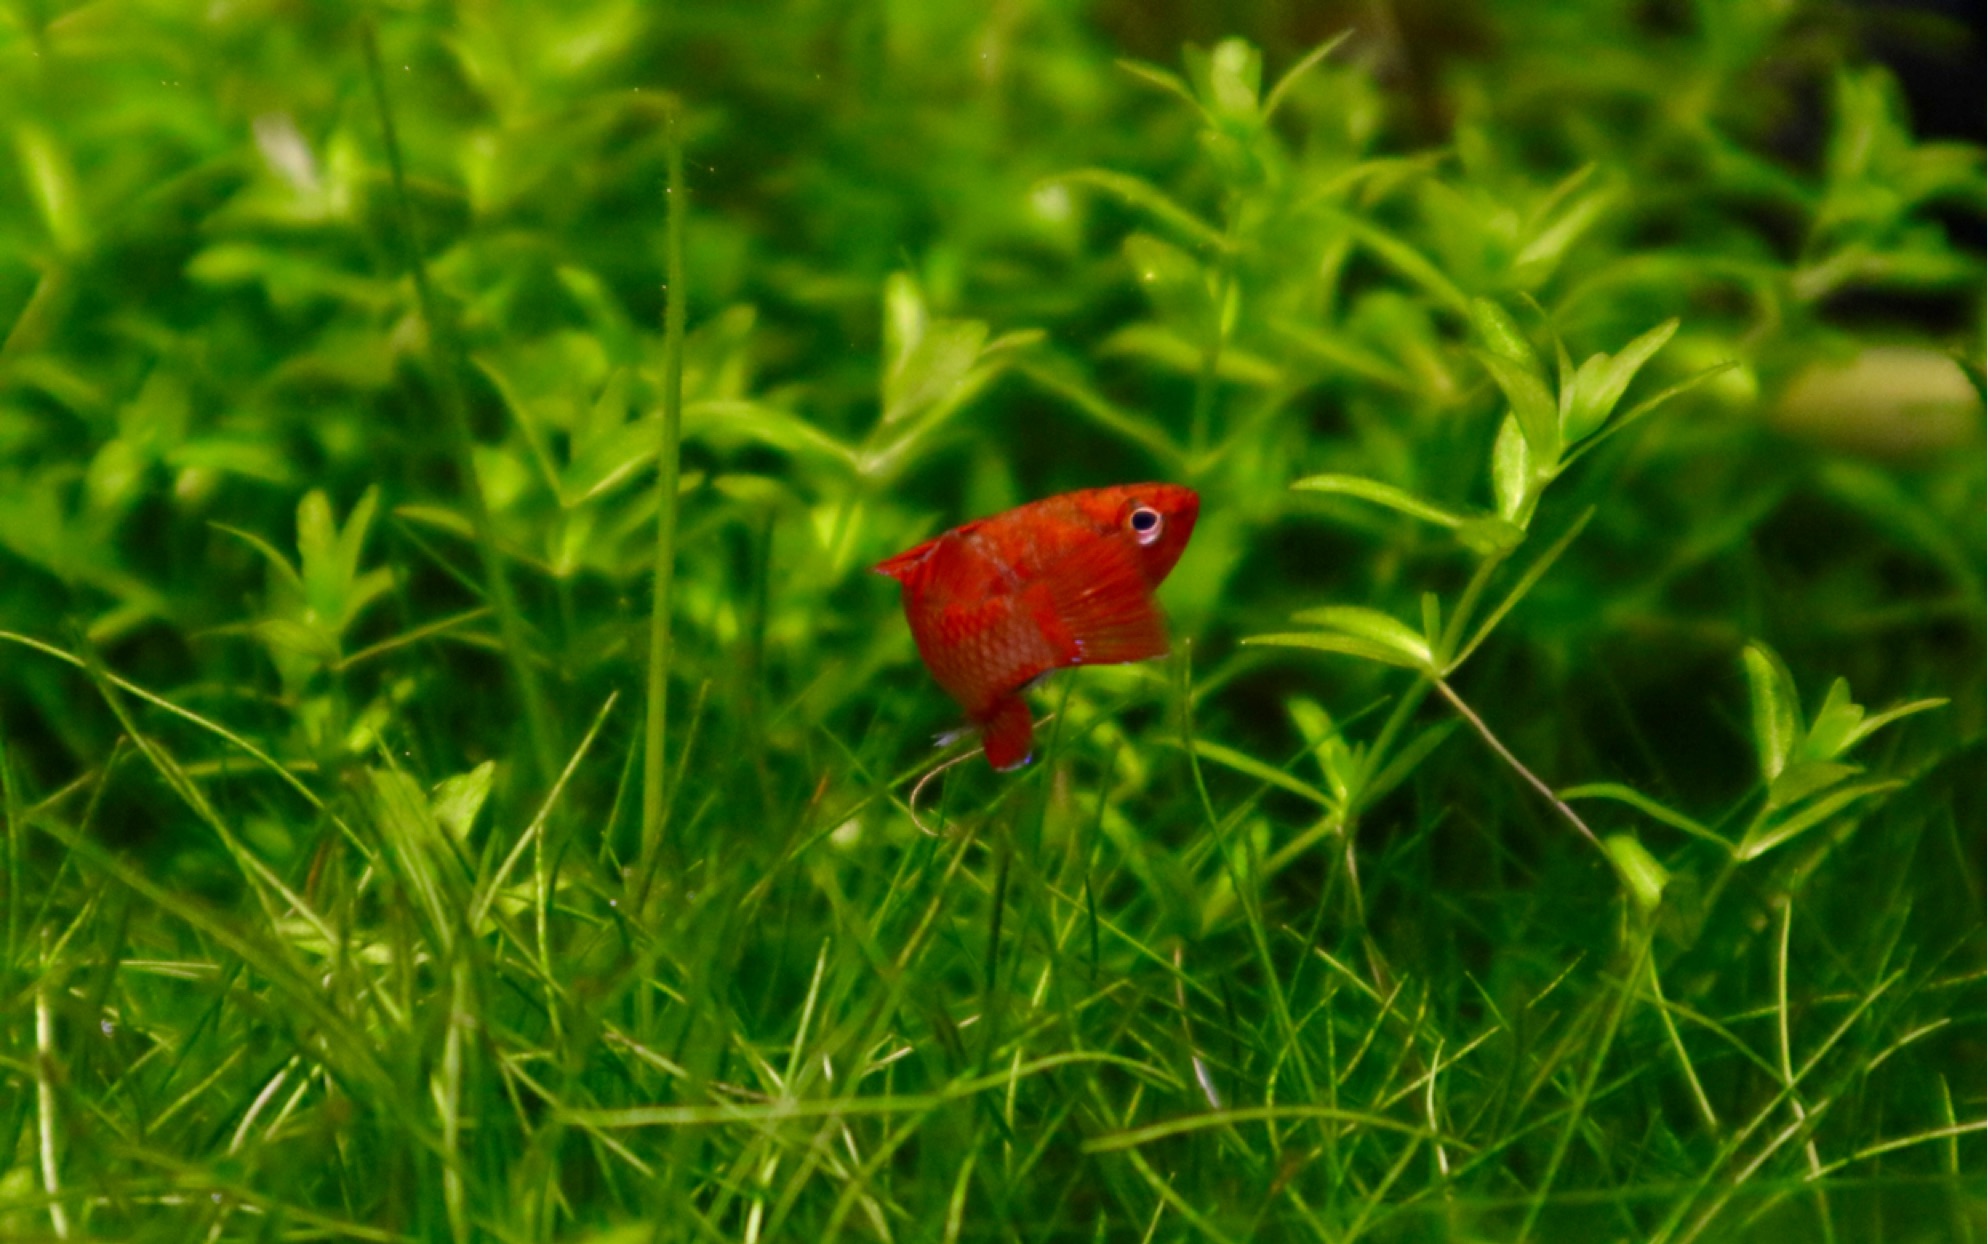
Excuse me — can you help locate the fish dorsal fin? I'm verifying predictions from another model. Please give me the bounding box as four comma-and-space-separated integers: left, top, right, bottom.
873, 522, 979, 584
1034, 534, 1169, 667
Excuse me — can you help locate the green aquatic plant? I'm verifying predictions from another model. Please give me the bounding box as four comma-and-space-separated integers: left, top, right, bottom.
0, 4, 1979, 1240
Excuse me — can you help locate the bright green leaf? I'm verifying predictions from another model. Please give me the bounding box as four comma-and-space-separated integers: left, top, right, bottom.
1564, 318, 1678, 443
1457, 516, 1526, 556
1188, 739, 1336, 808
1742, 642, 1803, 783
1336, 215, 1470, 314
1470, 297, 1537, 372
432, 762, 496, 844
1739, 779, 1905, 861
1803, 678, 1865, 761
1839, 696, 1947, 755
1262, 31, 1351, 121
1513, 185, 1616, 283
1242, 631, 1428, 671
1562, 782, 1732, 853
1052, 169, 1228, 252
1204, 38, 1262, 122
884, 317, 988, 426
1767, 759, 1859, 811
1288, 605, 1433, 669
1292, 474, 1466, 529
1604, 834, 1670, 915
1115, 58, 1200, 110
1490, 413, 1530, 523
15, 122, 90, 255
1475, 348, 1561, 465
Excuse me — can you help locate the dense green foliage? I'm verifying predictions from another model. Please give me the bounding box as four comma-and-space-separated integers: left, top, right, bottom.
1, 3, 1982, 1240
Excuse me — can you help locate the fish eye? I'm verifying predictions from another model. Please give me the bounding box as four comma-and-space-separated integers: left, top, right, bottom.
1128, 506, 1163, 545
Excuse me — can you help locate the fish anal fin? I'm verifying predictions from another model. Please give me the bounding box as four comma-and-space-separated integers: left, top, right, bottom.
1035, 537, 1169, 668
979, 696, 1035, 771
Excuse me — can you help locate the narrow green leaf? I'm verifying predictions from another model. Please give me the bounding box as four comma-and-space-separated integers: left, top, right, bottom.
251, 618, 340, 664
1285, 697, 1356, 806
1187, 739, 1336, 808
15, 122, 90, 254
1292, 474, 1466, 528
295, 490, 347, 626
1100, 324, 1281, 386
1272, 320, 1418, 391
1242, 631, 1427, 671
1560, 361, 1735, 468
1552, 323, 1576, 425
1474, 348, 1561, 464
363, 764, 464, 948
1053, 169, 1228, 252
1743, 642, 1803, 783
1289, 605, 1434, 669
1115, 59, 1201, 110
684, 400, 857, 466
1470, 297, 1538, 371
1561, 782, 1733, 853
1739, 780, 1904, 861
1262, 31, 1351, 121
432, 761, 496, 844
210, 522, 305, 598
342, 567, 395, 634
563, 420, 659, 503
884, 318, 988, 426
1803, 677, 1864, 761
1490, 413, 1530, 523
1564, 318, 1679, 442
1514, 185, 1616, 281
1336, 215, 1470, 314
1839, 696, 1947, 754
393, 503, 476, 543
1768, 759, 1860, 811
336, 487, 381, 609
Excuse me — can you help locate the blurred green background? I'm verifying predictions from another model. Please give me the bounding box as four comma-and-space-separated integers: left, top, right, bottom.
0, 2, 1981, 1240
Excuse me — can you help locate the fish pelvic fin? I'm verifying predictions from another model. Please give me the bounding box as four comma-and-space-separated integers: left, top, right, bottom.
978, 696, 1035, 772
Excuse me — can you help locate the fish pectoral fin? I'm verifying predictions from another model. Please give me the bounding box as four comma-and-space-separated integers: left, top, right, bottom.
1036, 537, 1169, 667
978, 696, 1035, 772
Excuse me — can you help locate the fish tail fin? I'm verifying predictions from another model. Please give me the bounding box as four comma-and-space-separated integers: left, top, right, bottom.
978, 696, 1035, 772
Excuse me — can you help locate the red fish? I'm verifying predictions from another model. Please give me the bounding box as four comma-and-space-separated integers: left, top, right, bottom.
875, 483, 1200, 771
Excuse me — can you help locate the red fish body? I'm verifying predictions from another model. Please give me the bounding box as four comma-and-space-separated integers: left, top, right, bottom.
875, 483, 1200, 771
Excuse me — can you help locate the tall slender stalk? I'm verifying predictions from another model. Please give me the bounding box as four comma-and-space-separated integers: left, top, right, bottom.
1, 731, 19, 984
640, 111, 689, 884
360, 21, 556, 784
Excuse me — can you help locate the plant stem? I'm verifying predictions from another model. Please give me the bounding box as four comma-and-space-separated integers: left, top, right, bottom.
640, 109, 689, 885
360, 21, 556, 784
1433, 677, 1602, 851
